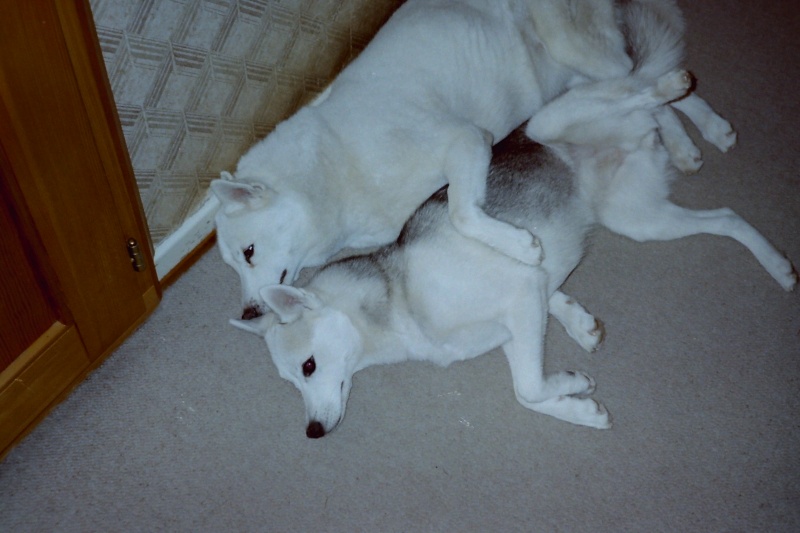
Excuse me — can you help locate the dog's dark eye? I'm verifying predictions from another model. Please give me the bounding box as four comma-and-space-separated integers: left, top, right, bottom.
302, 356, 316, 377
243, 244, 254, 264
280, 269, 287, 284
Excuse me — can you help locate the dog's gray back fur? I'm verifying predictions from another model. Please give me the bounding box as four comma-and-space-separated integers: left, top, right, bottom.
395, 131, 576, 249
304, 130, 589, 331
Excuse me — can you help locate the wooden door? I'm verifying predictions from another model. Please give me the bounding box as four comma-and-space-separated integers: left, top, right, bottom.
0, 0, 161, 458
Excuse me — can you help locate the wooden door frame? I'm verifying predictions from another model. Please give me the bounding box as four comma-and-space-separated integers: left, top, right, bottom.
0, 0, 161, 458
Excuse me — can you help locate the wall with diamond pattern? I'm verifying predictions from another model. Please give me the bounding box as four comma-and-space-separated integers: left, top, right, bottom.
90, 0, 403, 245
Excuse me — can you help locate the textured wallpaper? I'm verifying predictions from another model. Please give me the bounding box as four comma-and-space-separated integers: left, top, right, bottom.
89, 0, 403, 244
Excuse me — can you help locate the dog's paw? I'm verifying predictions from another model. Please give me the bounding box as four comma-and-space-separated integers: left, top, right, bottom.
585, 319, 605, 352
771, 257, 798, 292
788, 264, 799, 292
568, 315, 605, 353
568, 398, 612, 429
529, 396, 612, 429
785, 265, 799, 292
456, 211, 544, 266
753, 245, 797, 291
654, 70, 692, 103
669, 143, 704, 174
532, 235, 544, 265
561, 370, 596, 397
703, 116, 737, 152
549, 292, 605, 352
574, 371, 596, 396
498, 228, 544, 266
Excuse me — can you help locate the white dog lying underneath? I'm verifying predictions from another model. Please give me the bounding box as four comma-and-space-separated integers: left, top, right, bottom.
231, 63, 796, 437
212, 0, 735, 321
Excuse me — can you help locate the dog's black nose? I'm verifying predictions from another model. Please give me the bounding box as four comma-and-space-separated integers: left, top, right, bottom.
306, 421, 325, 439
241, 306, 263, 320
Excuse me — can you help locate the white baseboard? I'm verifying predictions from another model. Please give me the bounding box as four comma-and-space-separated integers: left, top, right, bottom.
153, 192, 219, 280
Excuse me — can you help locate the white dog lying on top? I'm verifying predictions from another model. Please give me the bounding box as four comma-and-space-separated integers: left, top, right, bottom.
212, 0, 737, 321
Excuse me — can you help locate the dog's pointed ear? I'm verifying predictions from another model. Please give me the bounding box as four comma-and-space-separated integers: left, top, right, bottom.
261, 285, 321, 324
210, 176, 271, 214
228, 315, 270, 336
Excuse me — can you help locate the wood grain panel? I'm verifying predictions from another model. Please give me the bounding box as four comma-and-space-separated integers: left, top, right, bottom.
0, 0, 161, 458
0, 1, 160, 360
0, 166, 59, 371
0, 323, 90, 455
0, 170, 57, 369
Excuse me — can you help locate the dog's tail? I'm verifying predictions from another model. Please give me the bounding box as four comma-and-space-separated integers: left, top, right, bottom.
620, 0, 685, 80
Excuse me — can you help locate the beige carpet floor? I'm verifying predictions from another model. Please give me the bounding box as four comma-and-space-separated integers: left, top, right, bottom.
1, 2, 798, 531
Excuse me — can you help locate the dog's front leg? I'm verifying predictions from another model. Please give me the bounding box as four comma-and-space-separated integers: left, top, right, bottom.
548, 290, 604, 353
503, 277, 610, 428
445, 125, 543, 266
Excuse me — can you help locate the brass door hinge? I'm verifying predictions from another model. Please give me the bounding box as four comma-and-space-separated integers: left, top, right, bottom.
126, 238, 147, 272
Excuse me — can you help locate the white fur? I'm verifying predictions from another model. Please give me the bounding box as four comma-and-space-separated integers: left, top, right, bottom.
233, 68, 795, 438
227, 0, 796, 438
526, 70, 795, 292
211, 0, 634, 319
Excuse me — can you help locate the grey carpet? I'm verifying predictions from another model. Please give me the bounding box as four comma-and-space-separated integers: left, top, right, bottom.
2, 2, 799, 531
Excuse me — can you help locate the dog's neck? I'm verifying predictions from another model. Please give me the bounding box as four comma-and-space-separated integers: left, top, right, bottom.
309, 254, 421, 370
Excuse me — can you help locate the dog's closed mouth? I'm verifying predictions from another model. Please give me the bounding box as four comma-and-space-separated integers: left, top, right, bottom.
241, 306, 263, 320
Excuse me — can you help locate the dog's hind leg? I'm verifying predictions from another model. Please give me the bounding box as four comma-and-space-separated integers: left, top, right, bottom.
527, 70, 692, 147
654, 91, 736, 173
599, 184, 798, 291
444, 125, 543, 266
502, 276, 610, 428
671, 93, 737, 152
654, 106, 703, 174
549, 291, 605, 352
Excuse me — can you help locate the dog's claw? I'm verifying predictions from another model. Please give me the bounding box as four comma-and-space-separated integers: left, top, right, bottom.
532, 235, 544, 263
589, 319, 605, 350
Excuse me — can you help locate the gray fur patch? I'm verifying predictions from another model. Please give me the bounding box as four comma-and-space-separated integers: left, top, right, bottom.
485, 129, 573, 224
